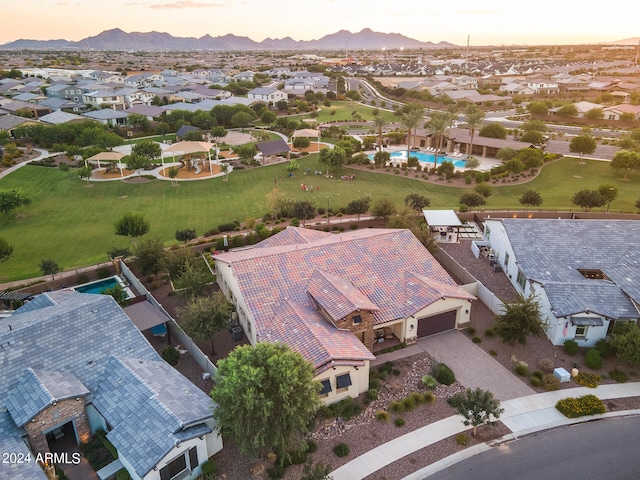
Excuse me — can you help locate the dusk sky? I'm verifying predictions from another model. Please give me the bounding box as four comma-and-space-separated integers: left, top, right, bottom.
2, 0, 637, 46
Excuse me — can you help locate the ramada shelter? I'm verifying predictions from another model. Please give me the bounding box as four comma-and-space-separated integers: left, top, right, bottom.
215, 227, 475, 404
481, 218, 640, 347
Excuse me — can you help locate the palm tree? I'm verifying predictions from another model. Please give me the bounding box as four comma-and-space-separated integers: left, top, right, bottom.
373, 116, 388, 152
426, 111, 454, 168
464, 105, 485, 158
401, 106, 424, 160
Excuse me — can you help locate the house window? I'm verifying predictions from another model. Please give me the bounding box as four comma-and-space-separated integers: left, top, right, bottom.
352, 314, 362, 325
159, 447, 198, 480
336, 373, 352, 391
319, 379, 332, 396
575, 325, 587, 338
516, 269, 526, 290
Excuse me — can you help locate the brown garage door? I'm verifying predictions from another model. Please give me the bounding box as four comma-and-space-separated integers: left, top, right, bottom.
417, 310, 457, 337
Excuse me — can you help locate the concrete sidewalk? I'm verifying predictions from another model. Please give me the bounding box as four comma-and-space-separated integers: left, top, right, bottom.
330, 382, 640, 480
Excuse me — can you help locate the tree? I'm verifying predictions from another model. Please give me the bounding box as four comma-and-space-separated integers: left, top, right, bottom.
527, 101, 548, 116
167, 166, 179, 186
464, 157, 480, 170
210, 125, 228, 142
210, 342, 321, 465
373, 115, 388, 152
260, 110, 276, 125
401, 105, 423, 160
233, 144, 257, 162
520, 120, 547, 133
464, 104, 485, 157
520, 130, 545, 145
569, 134, 596, 164
448, 388, 504, 436
479, 123, 507, 139
133, 237, 166, 276
610, 150, 640, 180
126, 113, 150, 131
571, 189, 605, 212
318, 146, 346, 175
292, 136, 311, 150
519, 189, 543, 207
177, 292, 231, 354
494, 295, 544, 345
371, 197, 396, 225
426, 110, 454, 166
346, 195, 371, 220
0, 235, 14, 263
230, 111, 255, 130
102, 284, 128, 306
175, 228, 197, 243
125, 153, 148, 176
496, 147, 517, 161
585, 108, 604, 120
557, 104, 578, 118
404, 193, 431, 211
437, 160, 455, 179
131, 140, 161, 166
291, 200, 317, 226
0, 188, 32, 215
373, 150, 390, 167
39, 258, 60, 280
598, 183, 618, 211
610, 323, 640, 365
459, 192, 486, 208
115, 212, 150, 239
387, 206, 439, 253
174, 260, 211, 300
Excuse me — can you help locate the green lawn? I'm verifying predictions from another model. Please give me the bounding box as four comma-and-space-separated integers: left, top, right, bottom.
0, 156, 638, 282
300, 101, 398, 124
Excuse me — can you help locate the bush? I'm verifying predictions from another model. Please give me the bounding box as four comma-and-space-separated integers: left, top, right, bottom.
538, 358, 554, 373
564, 339, 579, 356
609, 369, 628, 383
289, 448, 308, 465
394, 417, 405, 427
217, 222, 237, 232
484, 328, 495, 338
290, 218, 300, 227
575, 372, 600, 388
375, 410, 390, 422
585, 349, 602, 369
421, 375, 438, 389
456, 433, 469, 446
541, 373, 560, 391
466, 326, 477, 335
333, 443, 350, 457
489, 350, 498, 356
201, 460, 217, 476
515, 364, 528, 376
389, 401, 405, 414
267, 465, 285, 479
530, 377, 541, 387
329, 397, 361, 420
595, 338, 613, 358
401, 395, 417, 412
366, 388, 379, 401
161, 345, 179, 366
472, 336, 482, 344
306, 439, 318, 453
555, 394, 605, 418
422, 392, 436, 404
433, 361, 456, 386
116, 469, 130, 480
532, 370, 543, 380
96, 267, 110, 279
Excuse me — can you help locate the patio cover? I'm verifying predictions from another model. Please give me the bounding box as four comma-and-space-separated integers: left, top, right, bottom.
163, 140, 215, 155
292, 128, 320, 138
256, 139, 290, 156
123, 300, 171, 331
422, 209, 463, 227
85, 151, 126, 162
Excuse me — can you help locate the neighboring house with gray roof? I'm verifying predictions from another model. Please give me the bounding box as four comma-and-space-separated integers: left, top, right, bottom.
483, 219, 640, 347
215, 227, 475, 404
0, 292, 222, 480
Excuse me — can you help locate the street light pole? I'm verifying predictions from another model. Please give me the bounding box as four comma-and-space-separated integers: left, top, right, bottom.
326, 196, 330, 224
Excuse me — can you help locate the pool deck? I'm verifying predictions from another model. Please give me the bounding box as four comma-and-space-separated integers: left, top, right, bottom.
379, 146, 499, 171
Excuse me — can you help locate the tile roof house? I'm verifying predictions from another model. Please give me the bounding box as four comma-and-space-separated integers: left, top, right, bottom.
0, 292, 222, 480
482, 219, 640, 347
215, 228, 474, 404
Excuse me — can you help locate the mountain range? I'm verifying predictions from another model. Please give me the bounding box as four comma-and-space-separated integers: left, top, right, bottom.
1, 28, 455, 51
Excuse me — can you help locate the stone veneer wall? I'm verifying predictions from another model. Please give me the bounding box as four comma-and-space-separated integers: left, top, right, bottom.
334, 310, 375, 351
23, 398, 91, 456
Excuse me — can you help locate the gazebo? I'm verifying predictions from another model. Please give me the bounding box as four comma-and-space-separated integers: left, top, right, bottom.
292, 128, 321, 152
163, 140, 217, 174
85, 151, 127, 177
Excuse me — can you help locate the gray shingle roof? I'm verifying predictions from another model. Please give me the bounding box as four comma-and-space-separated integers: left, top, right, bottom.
543, 281, 639, 318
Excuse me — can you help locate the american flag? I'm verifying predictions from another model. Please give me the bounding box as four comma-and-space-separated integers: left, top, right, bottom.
563, 322, 568, 337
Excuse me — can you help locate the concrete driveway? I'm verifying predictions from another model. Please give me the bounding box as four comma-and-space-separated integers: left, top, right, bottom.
418, 330, 535, 401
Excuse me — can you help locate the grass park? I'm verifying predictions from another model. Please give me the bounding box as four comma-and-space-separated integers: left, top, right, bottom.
1, 152, 639, 283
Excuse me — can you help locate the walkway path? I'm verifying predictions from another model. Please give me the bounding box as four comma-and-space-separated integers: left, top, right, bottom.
0, 148, 57, 180
330, 383, 640, 480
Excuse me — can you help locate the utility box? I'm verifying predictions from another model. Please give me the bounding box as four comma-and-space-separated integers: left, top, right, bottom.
553, 367, 571, 383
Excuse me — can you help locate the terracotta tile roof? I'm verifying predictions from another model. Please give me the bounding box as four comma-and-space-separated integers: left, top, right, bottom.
307, 270, 379, 321
218, 228, 474, 369
254, 226, 332, 249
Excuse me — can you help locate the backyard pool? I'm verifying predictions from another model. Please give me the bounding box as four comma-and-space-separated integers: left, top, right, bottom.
369, 151, 467, 169
74, 275, 134, 299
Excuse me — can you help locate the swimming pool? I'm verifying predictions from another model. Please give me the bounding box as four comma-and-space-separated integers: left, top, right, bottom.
74, 275, 133, 298
370, 151, 467, 169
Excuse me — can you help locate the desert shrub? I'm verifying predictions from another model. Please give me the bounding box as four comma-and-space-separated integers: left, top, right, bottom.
532, 370, 543, 380
375, 410, 390, 422
267, 464, 285, 479
609, 369, 628, 383
329, 397, 361, 420
306, 439, 318, 453
389, 401, 405, 414
456, 433, 469, 446
538, 358, 554, 373
409, 392, 424, 405
366, 389, 379, 401
392, 368, 401, 376
530, 376, 541, 387
472, 336, 482, 344
201, 460, 216, 476
161, 345, 179, 366
289, 448, 308, 465
394, 417, 405, 427
585, 349, 602, 369
116, 469, 130, 480
515, 364, 528, 376
489, 350, 498, 356
555, 394, 605, 418
484, 328, 495, 338
421, 375, 438, 389
575, 372, 600, 388
333, 443, 350, 457
422, 392, 436, 404
564, 339, 579, 356
317, 406, 332, 419
433, 361, 456, 386
369, 378, 381, 390
401, 396, 417, 412
595, 338, 614, 358
466, 326, 477, 335
379, 361, 394, 374
76, 274, 90, 284
541, 373, 560, 391
96, 267, 110, 278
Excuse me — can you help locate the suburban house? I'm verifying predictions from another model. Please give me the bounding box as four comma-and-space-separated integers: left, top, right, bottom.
0, 291, 223, 480
247, 87, 287, 103
214, 227, 475, 404
603, 104, 640, 121
83, 108, 129, 127
82, 90, 126, 110
481, 219, 640, 347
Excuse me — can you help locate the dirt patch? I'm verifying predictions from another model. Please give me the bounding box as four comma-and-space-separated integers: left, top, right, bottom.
158, 164, 222, 179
